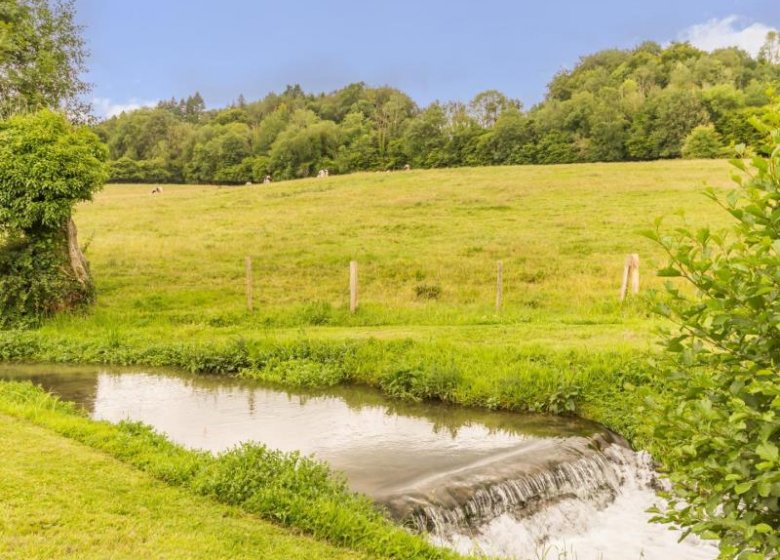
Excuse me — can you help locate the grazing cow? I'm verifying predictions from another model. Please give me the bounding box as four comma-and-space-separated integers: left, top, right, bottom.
263, 175, 272, 184
403, 164, 411, 171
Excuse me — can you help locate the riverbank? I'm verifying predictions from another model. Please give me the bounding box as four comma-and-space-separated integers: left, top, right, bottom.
0, 329, 662, 446
0, 410, 376, 560
3, 365, 721, 560
0, 381, 460, 560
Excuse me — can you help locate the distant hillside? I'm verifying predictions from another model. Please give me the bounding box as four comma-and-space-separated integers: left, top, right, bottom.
94, 37, 780, 184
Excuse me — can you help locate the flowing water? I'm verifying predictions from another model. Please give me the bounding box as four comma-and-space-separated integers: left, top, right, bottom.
0, 364, 717, 560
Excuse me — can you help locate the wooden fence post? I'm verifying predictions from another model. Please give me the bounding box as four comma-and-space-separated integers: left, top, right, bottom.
620, 254, 640, 302
349, 260, 358, 313
245, 256, 253, 312
496, 261, 503, 312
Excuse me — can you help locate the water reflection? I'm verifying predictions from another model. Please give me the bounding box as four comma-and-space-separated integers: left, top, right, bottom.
0, 364, 605, 499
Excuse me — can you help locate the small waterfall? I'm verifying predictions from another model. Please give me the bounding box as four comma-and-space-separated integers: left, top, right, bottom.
380, 434, 638, 533
408, 448, 628, 534
379, 437, 717, 560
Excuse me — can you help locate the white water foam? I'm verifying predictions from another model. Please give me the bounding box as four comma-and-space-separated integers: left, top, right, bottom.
430, 448, 719, 560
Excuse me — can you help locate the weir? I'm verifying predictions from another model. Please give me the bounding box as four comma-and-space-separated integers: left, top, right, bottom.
0, 365, 717, 560
384, 435, 630, 532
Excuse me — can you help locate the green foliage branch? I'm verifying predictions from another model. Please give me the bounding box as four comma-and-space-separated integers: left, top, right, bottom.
647, 108, 780, 559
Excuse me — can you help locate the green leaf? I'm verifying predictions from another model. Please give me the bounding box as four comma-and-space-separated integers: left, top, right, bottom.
657, 267, 682, 277
756, 442, 778, 462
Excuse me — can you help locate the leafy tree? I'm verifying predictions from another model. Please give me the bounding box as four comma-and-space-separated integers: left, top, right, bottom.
372, 89, 416, 157
692, 56, 729, 87
268, 115, 340, 179
0, 0, 89, 119
109, 156, 144, 182
702, 84, 746, 134
184, 92, 206, 123
468, 90, 518, 128
628, 89, 710, 159
477, 107, 534, 164
0, 110, 107, 325
403, 103, 448, 167
252, 104, 290, 154
587, 102, 628, 161
534, 130, 578, 164
214, 107, 249, 125
440, 101, 482, 167
648, 108, 780, 558
333, 111, 379, 172
681, 124, 723, 159
758, 31, 780, 66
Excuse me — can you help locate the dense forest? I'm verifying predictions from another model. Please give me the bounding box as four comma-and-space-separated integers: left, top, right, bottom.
95, 36, 780, 184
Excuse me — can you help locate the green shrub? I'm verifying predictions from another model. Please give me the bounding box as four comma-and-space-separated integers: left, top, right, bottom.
681, 124, 723, 159
298, 301, 334, 325
193, 443, 348, 504
240, 357, 346, 388
647, 109, 780, 558
414, 283, 442, 300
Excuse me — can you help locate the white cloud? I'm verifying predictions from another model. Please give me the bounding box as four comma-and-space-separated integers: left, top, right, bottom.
92, 97, 158, 118
678, 16, 776, 57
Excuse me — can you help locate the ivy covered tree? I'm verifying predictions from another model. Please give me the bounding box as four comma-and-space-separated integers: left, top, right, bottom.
0, 110, 108, 326
648, 107, 780, 558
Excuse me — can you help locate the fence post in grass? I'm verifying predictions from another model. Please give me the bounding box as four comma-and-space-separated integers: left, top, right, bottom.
630, 253, 640, 295
349, 260, 358, 313
620, 254, 640, 302
496, 261, 504, 313
245, 256, 253, 312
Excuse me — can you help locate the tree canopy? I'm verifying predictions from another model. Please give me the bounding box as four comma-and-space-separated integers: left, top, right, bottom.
95, 37, 780, 184
0, 0, 89, 120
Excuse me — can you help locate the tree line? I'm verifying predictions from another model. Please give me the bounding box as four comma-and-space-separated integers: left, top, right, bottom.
95, 36, 780, 184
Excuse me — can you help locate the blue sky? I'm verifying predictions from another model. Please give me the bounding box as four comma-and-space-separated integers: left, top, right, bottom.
76, 0, 779, 118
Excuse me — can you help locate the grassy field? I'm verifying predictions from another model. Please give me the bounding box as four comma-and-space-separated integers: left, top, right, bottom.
49, 159, 734, 348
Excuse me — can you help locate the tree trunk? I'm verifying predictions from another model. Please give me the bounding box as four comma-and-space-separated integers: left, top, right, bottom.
67, 218, 90, 285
